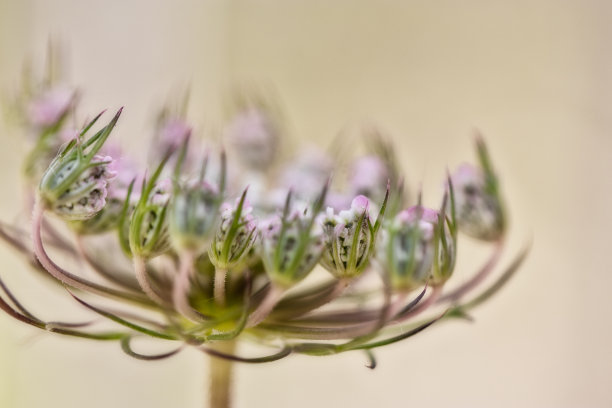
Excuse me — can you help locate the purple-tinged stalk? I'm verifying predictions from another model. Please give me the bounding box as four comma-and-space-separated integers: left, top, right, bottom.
170, 144, 227, 320
126, 153, 175, 305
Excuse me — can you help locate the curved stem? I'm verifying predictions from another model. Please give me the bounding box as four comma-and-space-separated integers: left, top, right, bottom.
273, 278, 351, 320
75, 236, 141, 291
214, 267, 228, 306
208, 341, 236, 408
247, 285, 285, 328
133, 255, 167, 306
438, 238, 504, 304
174, 251, 204, 322
31, 198, 152, 305
394, 286, 441, 323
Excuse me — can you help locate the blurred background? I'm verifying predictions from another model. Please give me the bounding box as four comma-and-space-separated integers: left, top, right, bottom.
0, 0, 611, 407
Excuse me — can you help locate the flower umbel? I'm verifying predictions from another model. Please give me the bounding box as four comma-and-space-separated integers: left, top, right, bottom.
0, 59, 528, 408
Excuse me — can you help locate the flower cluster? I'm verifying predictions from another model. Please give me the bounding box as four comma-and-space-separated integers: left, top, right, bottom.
0, 55, 527, 378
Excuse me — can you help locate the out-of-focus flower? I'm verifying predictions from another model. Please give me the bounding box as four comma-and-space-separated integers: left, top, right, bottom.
157, 118, 192, 155
225, 107, 278, 171
170, 179, 222, 253
380, 205, 455, 291
27, 86, 75, 130
450, 162, 504, 241
348, 155, 390, 203
280, 147, 334, 202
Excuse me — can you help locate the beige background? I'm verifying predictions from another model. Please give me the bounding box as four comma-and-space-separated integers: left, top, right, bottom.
1, 0, 611, 407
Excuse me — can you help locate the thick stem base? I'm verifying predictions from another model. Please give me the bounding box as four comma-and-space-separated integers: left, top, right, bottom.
208, 340, 236, 408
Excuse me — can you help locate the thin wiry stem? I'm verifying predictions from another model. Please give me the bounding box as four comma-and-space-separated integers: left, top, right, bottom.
199, 343, 292, 364
121, 336, 183, 360
273, 278, 351, 320
0, 273, 37, 320
394, 285, 442, 323
133, 255, 168, 306
75, 236, 141, 291
247, 284, 285, 328
174, 251, 206, 322
32, 197, 153, 306
458, 243, 530, 312
438, 238, 504, 304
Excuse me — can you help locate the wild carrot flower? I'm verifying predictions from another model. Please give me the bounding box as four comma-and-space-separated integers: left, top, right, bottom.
0, 55, 528, 408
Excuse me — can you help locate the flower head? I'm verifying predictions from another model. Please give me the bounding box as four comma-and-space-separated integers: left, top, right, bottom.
208, 190, 258, 270
449, 137, 505, 241
379, 205, 455, 291
320, 193, 387, 279
38, 109, 122, 220
225, 107, 279, 171
69, 144, 143, 234
259, 190, 326, 288
320, 196, 372, 278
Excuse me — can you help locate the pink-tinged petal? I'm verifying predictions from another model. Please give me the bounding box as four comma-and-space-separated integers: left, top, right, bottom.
351, 195, 370, 214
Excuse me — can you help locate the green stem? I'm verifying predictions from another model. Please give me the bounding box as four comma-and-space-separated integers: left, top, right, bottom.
214, 267, 227, 306
208, 341, 236, 408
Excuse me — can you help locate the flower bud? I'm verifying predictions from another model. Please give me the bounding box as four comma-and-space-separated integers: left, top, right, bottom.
68, 188, 123, 234
381, 206, 455, 291
69, 146, 142, 234
39, 109, 122, 220
259, 205, 324, 288
319, 195, 376, 278
170, 180, 221, 252
128, 178, 173, 258
208, 191, 258, 270
449, 163, 504, 241
378, 208, 435, 291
